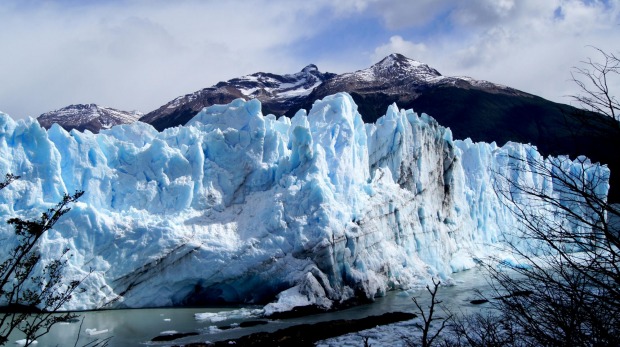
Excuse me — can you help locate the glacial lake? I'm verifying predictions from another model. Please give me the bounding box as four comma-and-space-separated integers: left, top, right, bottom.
10, 268, 494, 346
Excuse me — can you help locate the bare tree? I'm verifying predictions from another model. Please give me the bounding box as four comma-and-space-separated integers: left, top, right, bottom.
0, 174, 87, 346
570, 47, 619, 122
488, 152, 619, 346
447, 311, 521, 347
445, 48, 620, 347
470, 48, 620, 347
404, 278, 452, 347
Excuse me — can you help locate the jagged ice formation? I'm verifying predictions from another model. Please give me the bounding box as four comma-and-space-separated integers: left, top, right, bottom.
0, 93, 609, 312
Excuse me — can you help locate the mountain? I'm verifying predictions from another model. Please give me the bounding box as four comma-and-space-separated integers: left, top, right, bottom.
303, 53, 527, 104
142, 53, 545, 131
0, 94, 607, 311
37, 104, 142, 133
299, 53, 529, 119
139, 64, 336, 131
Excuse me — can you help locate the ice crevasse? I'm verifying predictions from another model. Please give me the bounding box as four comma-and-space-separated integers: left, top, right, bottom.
0, 93, 609, 312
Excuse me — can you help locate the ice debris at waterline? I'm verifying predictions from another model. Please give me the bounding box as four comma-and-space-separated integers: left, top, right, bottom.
0, 93, 609, 312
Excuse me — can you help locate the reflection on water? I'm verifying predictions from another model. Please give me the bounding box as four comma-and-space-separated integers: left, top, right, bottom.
10, 268, 493, 347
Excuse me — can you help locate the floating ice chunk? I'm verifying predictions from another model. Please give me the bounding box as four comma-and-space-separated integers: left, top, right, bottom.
195, 308, 264, 323
85, 328, 109, 336
160, 330, 178, 335
498, 256, 533, 270
263, 272, 333, 316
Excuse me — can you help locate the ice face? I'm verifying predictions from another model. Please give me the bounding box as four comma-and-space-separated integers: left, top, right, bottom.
0, 93, 609, 311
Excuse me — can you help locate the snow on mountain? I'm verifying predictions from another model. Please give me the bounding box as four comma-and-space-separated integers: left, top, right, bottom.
227, 63, 330, 99
35, 54, 546, 140
140, 65, 336, 130
37, 104, 142, 133
308, 53, 525, 103
349, 53, 443, 83
0, 93, 609, 312
140, 53, 533, 135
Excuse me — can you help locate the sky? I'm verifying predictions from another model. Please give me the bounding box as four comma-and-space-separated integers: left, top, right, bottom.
0, 0, 618, 120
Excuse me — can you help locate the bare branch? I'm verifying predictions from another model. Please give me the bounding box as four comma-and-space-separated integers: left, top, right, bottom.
570, 47, 620, 122
0, 187, 86, 346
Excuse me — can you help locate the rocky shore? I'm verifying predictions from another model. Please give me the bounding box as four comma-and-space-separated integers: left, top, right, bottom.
168, 311, 415, 347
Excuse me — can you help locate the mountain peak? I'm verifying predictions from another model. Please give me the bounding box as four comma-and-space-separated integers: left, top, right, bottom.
375, 53, 423, 68
67, 103, 96, 110
302, 64, 319, 73
370, 54, 441, 80
38, 103, 142, 133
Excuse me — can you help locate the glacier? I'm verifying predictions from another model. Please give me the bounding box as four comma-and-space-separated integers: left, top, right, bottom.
0, 93, 609, 312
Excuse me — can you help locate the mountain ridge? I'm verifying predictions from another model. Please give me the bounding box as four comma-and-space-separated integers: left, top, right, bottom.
138, 63, 337, 130
139, 53, 538, 132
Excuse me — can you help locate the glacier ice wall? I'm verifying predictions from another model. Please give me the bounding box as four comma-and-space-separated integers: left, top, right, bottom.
0, 93, 609, 311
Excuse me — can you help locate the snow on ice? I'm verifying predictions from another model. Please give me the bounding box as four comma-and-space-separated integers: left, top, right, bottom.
0, 93, 609, 312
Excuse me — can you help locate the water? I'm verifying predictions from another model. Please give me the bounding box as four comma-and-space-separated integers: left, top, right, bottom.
9, 268, 493, 346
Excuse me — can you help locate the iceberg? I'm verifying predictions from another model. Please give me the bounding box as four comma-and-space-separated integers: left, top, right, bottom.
0, 93, 609, 311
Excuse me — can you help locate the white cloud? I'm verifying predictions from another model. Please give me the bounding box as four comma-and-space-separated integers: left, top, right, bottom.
372, 36, 428, 62
0, 0, 335, 119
